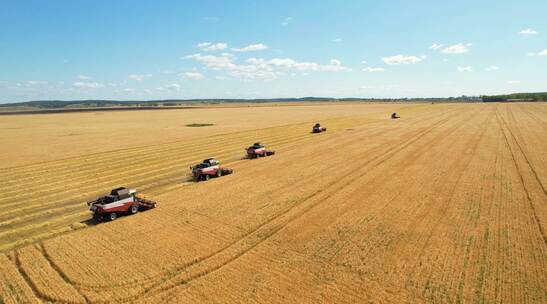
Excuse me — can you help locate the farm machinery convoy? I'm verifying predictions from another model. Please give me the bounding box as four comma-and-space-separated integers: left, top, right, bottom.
84, 122, 337, 222
86, 131, 326, 221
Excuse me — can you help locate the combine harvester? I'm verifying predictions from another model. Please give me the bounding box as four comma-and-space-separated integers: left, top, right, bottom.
246, 142, 275, 159
191, 158, 233, 182
88, 187, 156, 221
312, 123, 327, 133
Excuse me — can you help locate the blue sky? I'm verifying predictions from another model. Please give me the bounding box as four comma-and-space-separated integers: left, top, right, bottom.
0, 0, 546, 103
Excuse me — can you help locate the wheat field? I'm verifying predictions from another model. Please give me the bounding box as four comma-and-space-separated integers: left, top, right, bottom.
0, 102, 545, 303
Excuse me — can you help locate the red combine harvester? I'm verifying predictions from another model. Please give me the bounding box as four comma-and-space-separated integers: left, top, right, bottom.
312, 123, 327, 133
87, 187, 156, 221
246, 142, 275, 159
191, 158, 233, 182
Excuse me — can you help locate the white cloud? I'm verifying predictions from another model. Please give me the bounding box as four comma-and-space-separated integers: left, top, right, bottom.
429, 43, 444, 50
183, 53, 236, 70
329, 59, 341, 66
197, 42, 211, 48
122, 88, 135, 93
485, 65, 500, 71
528, 49, 547, 56
382, 54, 424, 65
184, 53, 351, 79
457, 66, 472, 72
157, 83, 181, 91
196, 42, 228, 51
361, 60, 367, 64
16, 80, 48, 87
507, 80, 521, 84
25, 80, 48, 85
77, 75, 91, 80
281, 17, 293, 26
441, 43, 471, 54
128, 74, 152, 81
362, 67, 385, 72
73, 82, 104, 88
231, 43, 268, 52
332, 38, 343, 43
183, 71, 205, 80
519, 28, 538, 35
286, 58, 351, 72
359, 84, 399, 91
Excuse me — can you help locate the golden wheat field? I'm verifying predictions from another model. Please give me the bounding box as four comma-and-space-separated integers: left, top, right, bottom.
0, 102, 545, 303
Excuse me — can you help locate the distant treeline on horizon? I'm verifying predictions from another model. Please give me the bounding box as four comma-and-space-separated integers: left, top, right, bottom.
1, 93, 545, 109
481, 92, 547, 102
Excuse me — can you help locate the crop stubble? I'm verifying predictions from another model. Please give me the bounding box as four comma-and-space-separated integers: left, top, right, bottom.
0, 103, 545, 303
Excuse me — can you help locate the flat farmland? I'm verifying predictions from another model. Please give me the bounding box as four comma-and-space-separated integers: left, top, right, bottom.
0, 103, 545, 303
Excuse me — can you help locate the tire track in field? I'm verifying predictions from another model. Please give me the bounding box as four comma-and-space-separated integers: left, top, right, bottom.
518, 104, 547, 130
37, 243, 91, 304
496, 108, 547, 248
12, 250, 63, 304
325, 107, 489, 269
400, 107, 493, 292
502, 105, 547, 196
318, 107, 487, 270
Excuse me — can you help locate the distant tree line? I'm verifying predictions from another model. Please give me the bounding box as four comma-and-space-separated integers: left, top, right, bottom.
2, 93, 545, 109
482, 92, 547, 102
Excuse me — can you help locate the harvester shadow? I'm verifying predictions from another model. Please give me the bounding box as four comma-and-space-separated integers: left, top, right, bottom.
80, 218, 99, 227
